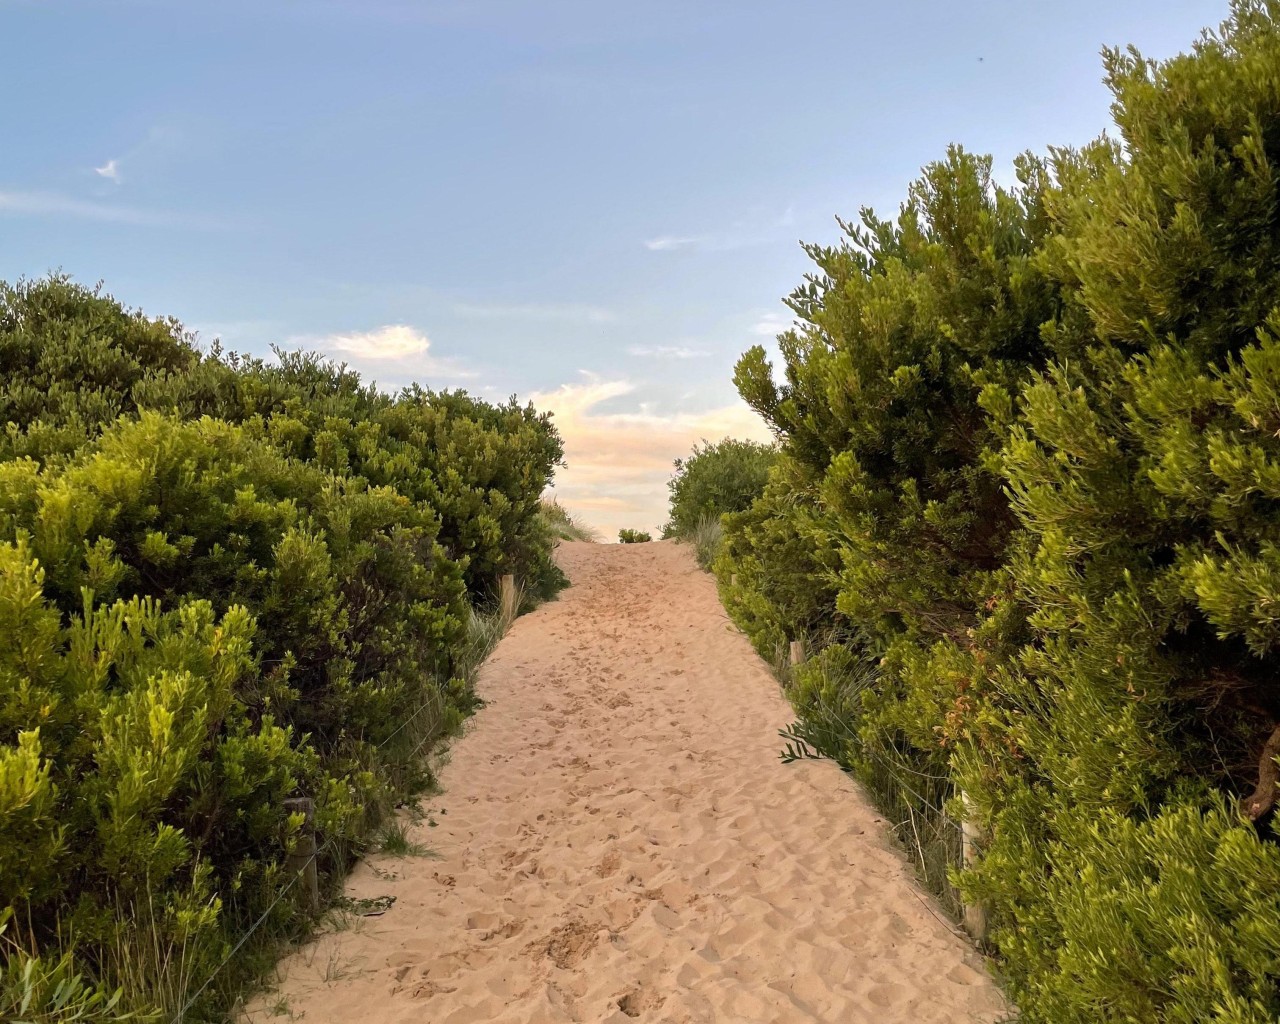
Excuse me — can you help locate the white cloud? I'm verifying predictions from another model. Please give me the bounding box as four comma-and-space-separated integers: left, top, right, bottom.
644, 235, 700, 251
626, 345, 709, 359
323, 324, 431, 359
0, 189, 220, 228
532, 374, 772, 540
751, 311, 795, 337
299, 324, 476, 380
89, 127, 183, 189
453, 301, 617, 324
94, 159, 122, 184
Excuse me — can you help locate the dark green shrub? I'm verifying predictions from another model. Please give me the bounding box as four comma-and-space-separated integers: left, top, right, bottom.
0, 281, 565, 1020
664, 438, 775, 539
618, 529, 651, 543
0, 282, 565, 603
0, 276, 198, 463
718, 3, 1280, 1019
727, 142, 1055, 772
957, 6, 1280, 1018
715, 460, 843, 658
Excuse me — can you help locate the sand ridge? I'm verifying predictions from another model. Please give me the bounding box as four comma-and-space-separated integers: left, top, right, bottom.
250, 540, 1010, 1023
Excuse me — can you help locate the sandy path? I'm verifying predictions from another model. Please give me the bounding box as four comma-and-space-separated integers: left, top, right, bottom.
251, 541, 1008, 1024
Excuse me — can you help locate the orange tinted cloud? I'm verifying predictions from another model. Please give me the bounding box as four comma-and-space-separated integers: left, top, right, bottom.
531, 375, 772, 540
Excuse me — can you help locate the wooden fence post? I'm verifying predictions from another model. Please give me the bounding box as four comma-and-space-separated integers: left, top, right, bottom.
499, 573, 517, 621
959, 790, 987, 942
284, 796, 319, 914
789, 638, 806, 668
730, 573, 738, 587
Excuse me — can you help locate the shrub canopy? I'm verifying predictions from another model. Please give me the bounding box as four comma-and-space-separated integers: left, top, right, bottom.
664, 437, 776, 538
0, 276, 564, 1020
717, 4, 1280, 1020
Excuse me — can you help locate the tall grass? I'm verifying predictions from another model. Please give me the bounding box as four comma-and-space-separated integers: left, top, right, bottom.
538, 499, 599, 542
0, 915, 136, 1023
775, 647, 966, 922
687, 515, 723, 570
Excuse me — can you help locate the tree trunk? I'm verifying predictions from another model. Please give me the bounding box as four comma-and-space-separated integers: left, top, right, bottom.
1242, 723, 1280, 821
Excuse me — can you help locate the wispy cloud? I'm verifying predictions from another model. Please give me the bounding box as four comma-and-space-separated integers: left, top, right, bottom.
644, 205, 798, 254
751, 311, 795, 337
94, 159, 122, 184
298, 324, 476, 379
453, 301, 618, 324
0, 189, 221, 229
644, 235, 700, 252
89, 126, 183, 189
532, 374, 772, 538
626, 345, 709, 359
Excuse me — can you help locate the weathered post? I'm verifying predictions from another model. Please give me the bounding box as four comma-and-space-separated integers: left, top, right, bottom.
789, 638, 806, 668
959, 790, 987, 942
730, 573, 738, 587
499, 573, 517, 622
284, 796, 319, 913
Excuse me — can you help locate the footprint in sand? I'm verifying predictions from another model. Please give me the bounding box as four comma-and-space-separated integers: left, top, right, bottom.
248, 541, 1011, 1024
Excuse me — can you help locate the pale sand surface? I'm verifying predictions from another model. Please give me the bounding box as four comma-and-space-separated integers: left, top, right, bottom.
249, 540, 1009, 1024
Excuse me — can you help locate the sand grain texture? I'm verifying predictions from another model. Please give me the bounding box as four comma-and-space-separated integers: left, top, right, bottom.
251, 541, 1009, 1024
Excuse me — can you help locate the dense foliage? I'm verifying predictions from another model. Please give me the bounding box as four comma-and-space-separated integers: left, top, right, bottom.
0, 277, 564, 1021
717, 4, 1280, 1020
618, 529, 651, 544
662, 438, 775, 538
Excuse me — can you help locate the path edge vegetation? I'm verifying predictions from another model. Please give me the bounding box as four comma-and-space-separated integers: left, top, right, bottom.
0, 279, 570, 1022
700, 4, 1280, 1020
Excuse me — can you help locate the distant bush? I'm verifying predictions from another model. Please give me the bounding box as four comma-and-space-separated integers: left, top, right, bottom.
0, 277, 564, 1020
618, 529, 651, 543
664, 438, 775, 539
717, 4, 1280, 1020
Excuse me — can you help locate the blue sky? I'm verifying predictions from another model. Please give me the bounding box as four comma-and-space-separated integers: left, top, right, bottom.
2, 0, 1228, 535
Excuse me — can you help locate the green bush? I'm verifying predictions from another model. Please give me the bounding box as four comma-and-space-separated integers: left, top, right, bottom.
715, 459, 845, 658
618, 529, 651, 544
0, 280, 565, 603
718, 3, 1280, 1020
0, 279, 565, 1020
663, 438, 775, 539
963, 8, 1280, 1017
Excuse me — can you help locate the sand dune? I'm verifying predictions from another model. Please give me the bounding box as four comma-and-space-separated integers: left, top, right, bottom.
249, 540, 1009, 1024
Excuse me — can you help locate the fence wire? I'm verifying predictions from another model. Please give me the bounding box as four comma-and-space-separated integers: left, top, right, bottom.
169, 676, 450, 1023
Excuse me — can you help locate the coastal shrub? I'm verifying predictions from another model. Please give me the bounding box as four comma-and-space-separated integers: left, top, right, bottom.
959, 8, 1280, 1018
0, 282, 564, 1020
715, 457, 844, 657
618, 529, 651, 543
0, 276, 199, 464
663, 437, 775, 539
0, 283, 565, 602
718, 3, 1280, 1019
729, 140, 1055, 772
